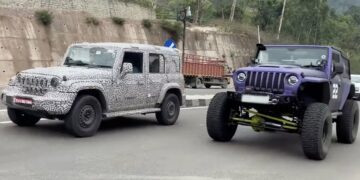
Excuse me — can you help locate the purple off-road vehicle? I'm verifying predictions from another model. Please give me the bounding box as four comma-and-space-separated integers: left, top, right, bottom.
207, 44, 359, 160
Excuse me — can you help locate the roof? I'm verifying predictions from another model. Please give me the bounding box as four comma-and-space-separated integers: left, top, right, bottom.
263, 44, 346, 57
71, 42, 181, 53
265, 44, 331, 48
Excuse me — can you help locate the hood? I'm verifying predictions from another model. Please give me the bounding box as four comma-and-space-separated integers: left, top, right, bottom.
238, 65, 327, 79
21, 66, 112, 80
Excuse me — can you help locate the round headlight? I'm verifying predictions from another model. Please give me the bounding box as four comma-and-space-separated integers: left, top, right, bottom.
288, 75, 299, 86
16, 74, 23, 83
50, 77, 60, 87
237, 72, 247, 81
8, 76, 16, 86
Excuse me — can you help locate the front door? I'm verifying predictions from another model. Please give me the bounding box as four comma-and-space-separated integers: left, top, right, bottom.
329, 51, 343, 111
114, 51, 147, 111
147, 53, 167, 107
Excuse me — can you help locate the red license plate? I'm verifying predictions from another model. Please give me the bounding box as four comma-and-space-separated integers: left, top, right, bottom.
14, 98, 33, 105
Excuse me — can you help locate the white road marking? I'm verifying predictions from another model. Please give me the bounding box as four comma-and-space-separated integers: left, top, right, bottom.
0, 109, 6, 112
186, 95, 214, 100
181, 106, 208, 110
97, 175, 231, 180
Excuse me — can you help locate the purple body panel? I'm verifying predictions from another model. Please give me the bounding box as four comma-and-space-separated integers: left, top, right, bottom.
233, 45, 351, 111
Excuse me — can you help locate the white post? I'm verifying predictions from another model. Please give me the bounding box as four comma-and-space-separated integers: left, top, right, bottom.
257, 25, 261, 43
277, 0, 287, 40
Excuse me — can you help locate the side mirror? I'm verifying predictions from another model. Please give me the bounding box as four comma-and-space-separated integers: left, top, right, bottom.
120, 63, 133, 78
250, 57, 259, 65
333, 63, 344, 75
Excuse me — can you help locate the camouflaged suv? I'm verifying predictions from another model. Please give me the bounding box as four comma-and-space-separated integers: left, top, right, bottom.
1, 43, 185, 137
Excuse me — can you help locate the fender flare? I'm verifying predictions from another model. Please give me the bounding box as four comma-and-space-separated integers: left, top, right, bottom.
157, 83, 183, 104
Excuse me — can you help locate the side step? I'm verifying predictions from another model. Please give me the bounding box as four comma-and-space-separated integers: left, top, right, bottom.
103, 108, 161, 118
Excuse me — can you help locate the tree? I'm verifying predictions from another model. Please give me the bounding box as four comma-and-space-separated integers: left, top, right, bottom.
346, 6, 360, 25
229, 0, 237, 22
253, 0, 282, 31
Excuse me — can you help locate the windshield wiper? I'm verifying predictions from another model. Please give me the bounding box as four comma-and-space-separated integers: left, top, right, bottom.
65, 60, 89, 67
87, 64, 112, 68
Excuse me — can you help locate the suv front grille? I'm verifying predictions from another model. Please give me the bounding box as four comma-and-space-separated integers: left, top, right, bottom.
245, 71, 286, 93
17, 75, 49, 95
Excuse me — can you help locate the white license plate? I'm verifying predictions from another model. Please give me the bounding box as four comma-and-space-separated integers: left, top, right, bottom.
241, 94, 270, 104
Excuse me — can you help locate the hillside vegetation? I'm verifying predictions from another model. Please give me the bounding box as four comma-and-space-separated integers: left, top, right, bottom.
125, 0, 360, 73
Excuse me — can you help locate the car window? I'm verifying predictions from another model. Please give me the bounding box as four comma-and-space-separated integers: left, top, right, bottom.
149, 54, 165, 73
166, 55, 180, 73
332, 53, 340, 63
122, 52, 143, 73
342, 57, 350, 79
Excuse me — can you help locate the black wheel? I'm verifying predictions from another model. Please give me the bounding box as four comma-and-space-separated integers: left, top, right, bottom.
7, 108, 40, 126
192, 78, 202, 89
206, 92, 237, 141
205, 84, 211, 89
156, 94, 180, 125
337, 100, 359, 144
65, 95, 102, 137
301, 103, 332, 160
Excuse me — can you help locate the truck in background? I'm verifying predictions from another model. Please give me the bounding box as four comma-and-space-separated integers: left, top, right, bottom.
183, 54, 231, 89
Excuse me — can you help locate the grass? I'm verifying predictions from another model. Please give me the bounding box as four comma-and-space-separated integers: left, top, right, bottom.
112, 17, 125, 26
142, 19, 152, 29
86, 17, 100, 26
35, 10, 53, 26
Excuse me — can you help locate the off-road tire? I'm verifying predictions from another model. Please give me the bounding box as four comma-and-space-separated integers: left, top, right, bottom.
156, 94, 180, 125
205, 84, 211, 89
337, 100, 359, 144
7, 108, 40, 126
65, 95, 102, 137
207, 92, 237, 141
301, 103, 332, 160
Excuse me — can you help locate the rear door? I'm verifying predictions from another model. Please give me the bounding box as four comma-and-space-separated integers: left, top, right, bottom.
146, 52, 167, 107
339, 56, 351, 109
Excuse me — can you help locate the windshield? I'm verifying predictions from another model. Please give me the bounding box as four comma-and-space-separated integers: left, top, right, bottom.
64, 46, 117, 68
351, 75, 360, 83
256, 47, 328, 68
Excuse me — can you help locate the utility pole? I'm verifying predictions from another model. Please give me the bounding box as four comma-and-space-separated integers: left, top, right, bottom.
179, 7, 192, 62
277, 0, 287, 40
229, 0, 237, 22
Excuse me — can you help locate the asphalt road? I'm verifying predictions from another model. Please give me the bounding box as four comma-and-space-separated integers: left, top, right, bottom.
0, 107, 360, 180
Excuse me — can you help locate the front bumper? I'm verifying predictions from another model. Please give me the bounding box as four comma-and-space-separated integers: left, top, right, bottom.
227, 91, 296, 105
1, 86, 76, 115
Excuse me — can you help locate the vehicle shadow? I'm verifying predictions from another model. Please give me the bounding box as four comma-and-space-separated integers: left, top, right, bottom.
207, 128, 339, 160
3, 115, 158, 138
99, 115, 158, 131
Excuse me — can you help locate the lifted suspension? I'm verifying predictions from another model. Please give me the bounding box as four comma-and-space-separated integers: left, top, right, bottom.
231, 109, 298, 132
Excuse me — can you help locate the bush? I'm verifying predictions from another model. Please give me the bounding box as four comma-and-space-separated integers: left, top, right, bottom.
119, 0, 153, 9
112, 17, 125, 26
86, 17, 100, 26
35, 10, 53, 26
142, 19, 152, 29
160, 20, 183, 42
